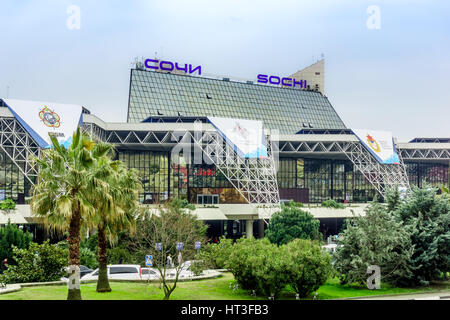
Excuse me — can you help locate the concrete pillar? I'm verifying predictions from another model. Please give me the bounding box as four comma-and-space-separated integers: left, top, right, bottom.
258, 219, 265, 238
246, 219, 253, 238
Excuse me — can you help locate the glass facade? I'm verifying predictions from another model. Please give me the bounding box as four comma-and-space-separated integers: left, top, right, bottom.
115, 150, 449, 204
127, 69, 346, 134
0, 150, 28, 203
118, 150, 169, 204
406, 162, 449, 190
277, 158, 377, 203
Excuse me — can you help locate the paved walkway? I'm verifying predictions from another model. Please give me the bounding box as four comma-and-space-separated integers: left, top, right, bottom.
354, 291, 450, 300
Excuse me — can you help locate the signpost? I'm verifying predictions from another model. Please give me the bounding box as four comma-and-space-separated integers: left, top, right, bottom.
145, 255, 153, 267
195, 241, 201, 250
176, 242, 183, 251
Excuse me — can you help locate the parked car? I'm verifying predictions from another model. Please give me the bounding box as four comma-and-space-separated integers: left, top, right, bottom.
80, 265, 94, 278
61, 265, 94, 281
82, 264, 142, 280
141, 267, 161, 280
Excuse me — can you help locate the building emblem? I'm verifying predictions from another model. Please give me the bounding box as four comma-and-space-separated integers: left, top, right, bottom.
39, 106, 61, 128
233, 122, 249, 139
366, 134, 381, 153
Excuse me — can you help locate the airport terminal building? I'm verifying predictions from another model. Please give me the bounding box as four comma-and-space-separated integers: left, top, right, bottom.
0, 59, 449, 240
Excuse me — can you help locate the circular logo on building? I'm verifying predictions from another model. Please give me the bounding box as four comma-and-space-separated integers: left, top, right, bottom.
38, 106, 61, 128
366, 134, 381, 153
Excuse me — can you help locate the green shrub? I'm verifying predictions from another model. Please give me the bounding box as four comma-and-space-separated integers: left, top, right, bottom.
226, 237, 332, 299
108, 246, 133, 265
190, 260, 205, 276
0, 220, 32, 264
321, 199, 345, 209
251, 240, 290, 298
284, 239, 333, 297
196, 237, 233, 269
265, 206, 320, 245
282, 200, 304, 208
334, 201, 414, 286
80, 247, 98, 269
81, 234, 98, 253
0, 240, 67, 284
56, 239, 98, 269
0, 199, 16, 211
225, 237, 267, 291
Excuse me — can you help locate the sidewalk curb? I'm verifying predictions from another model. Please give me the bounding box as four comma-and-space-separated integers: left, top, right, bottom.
0, 270, 222, 295
334, 289, 450, 300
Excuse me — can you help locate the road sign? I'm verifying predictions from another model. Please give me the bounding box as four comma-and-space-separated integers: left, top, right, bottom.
195, 241, 201, 250
155, 243, 162, 251
176, 242, 183, 251
145, 255, 153, 267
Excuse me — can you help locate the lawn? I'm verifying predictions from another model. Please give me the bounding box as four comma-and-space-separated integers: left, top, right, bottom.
0, 273, 448, 300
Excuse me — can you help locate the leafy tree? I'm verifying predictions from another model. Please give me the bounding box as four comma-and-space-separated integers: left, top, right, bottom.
386, 187, 402, 213
265, 205, 320, 245
394, 186, 450, 285
284, 239, 333, 297
334, 201, 414, 286
0, 241, 67, 284
86, 147, 142, 293
30, 128, 100, 300
195, 236, 233, 269
0, 220, 32, 265
127, 198, 207, 300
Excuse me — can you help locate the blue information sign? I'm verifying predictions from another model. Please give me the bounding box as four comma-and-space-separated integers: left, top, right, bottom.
176, 242, 183, 251
145, 255, 153, 267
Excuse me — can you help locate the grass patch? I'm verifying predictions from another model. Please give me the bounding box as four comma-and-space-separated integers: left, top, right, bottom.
0, 273, 448, 300
314, 277, 450, 299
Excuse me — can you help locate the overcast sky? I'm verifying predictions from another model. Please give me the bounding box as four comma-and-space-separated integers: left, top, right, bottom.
1, 0, 449, 141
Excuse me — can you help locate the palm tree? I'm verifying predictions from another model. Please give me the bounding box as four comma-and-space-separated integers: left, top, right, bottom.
30, 128, 102, 300
86, 145, 142, 292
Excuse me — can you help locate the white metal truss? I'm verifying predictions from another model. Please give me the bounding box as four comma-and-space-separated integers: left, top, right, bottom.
81, 123, 450, 162
399, 148, 450, 160
342, 141, 410, 198
83, 122, 281, 220
0, 117, 40, 184
190, 130, 281, 221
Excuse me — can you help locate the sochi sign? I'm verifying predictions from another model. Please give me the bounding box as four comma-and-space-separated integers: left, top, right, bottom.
143, 59, 306, 89
257, 74, 307, 88
144, 59, 202, 75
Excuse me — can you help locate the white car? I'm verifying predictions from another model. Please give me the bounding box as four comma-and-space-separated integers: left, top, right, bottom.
82, 264, 143, 280
141, 267, 161, 280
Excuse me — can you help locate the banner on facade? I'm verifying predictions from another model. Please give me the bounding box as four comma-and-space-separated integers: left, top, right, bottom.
207, 116, 268, 158
352, 129, 400, 164
3, 99, 83, 149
